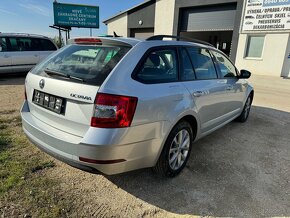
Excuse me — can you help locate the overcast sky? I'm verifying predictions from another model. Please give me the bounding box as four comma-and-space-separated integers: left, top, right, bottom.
0, 0, 144, 38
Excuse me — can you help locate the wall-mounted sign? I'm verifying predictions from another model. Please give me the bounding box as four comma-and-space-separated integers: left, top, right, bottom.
242, 0, 290, 31
53, 2, 99, 28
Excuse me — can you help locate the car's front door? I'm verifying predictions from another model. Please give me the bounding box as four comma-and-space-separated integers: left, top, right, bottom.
210, 50, 246, 119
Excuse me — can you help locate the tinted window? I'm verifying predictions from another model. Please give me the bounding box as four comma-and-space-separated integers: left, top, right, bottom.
211, 50, 237, 78
40, 39, 57, 51
31, 44, 130, 86
187, 47, 217, 80
8, 37, 21, 51
180, 48, 195, 81
30, 38, 42, 51
136, 49, 178, 83
7, 37, 41, 51
0, 38, 7, 52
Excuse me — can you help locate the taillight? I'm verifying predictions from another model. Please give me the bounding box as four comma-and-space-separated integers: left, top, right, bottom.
91, 93, 138, 128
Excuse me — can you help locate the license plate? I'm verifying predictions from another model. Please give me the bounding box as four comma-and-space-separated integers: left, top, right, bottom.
33, 90, 66, 114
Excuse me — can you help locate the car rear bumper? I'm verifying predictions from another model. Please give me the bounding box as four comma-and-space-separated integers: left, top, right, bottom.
21, 101, 165, 175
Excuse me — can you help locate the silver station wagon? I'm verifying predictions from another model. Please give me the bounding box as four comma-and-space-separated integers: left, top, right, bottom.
21, 35, 254, 177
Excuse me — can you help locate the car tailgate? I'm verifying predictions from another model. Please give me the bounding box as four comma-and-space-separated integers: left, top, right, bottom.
25, 73, 98, 137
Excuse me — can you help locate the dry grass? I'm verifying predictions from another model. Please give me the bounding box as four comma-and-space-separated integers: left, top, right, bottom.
0, 111, 74, 217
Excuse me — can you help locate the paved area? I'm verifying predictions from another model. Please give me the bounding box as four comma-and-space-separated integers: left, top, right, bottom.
0, 73, 290, 217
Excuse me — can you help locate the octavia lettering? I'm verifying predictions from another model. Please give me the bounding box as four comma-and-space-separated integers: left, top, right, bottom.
70, 93, 92, 101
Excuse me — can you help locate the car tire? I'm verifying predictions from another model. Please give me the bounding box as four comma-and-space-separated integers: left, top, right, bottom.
236, 94, 252, 123
153, 121, 193, 177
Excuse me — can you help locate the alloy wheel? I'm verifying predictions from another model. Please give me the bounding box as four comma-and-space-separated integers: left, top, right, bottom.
168, 129, 190, 170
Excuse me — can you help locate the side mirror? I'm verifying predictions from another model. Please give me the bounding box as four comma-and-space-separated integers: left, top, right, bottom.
0, 46, 2, 52
238, 69, 251, 79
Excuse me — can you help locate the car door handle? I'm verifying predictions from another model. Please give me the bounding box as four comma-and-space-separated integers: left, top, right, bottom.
193, 91, 204, 97
34, 54, 38, 57
226, 85, 234, 91
4, 55, 9, 58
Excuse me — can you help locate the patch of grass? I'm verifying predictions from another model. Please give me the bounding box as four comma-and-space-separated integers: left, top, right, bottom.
0, 123, 8, 130
0, 114, 73, 217
0, 109, 17, 115
0, 151, 9, 163
21, 177, 72, 218
0, 131, 11, 147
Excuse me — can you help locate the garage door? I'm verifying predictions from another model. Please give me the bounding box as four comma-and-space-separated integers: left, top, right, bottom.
180, 4, 237, 32
130, 28, 154, 39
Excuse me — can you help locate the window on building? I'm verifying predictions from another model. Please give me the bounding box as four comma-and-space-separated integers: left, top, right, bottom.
187, 47, 217, 80
136, 49, 178, 83
245, 35, 265, 58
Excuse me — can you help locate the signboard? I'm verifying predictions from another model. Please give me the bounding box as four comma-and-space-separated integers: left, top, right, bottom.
242, 0, 290, 31
53, 2, 99, 28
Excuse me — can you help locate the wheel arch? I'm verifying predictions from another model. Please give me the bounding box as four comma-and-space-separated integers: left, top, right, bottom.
180, 115, 198, 141
153, 113, 199, 166
249, 90, 254, 103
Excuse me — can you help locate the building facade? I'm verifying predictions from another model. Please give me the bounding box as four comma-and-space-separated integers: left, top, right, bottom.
103, 0, 290, 77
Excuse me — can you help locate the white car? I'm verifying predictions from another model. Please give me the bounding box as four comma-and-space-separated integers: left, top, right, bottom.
0, 33, 58, 74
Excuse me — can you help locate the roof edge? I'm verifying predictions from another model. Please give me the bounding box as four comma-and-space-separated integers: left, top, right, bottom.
103, 0, 153, 24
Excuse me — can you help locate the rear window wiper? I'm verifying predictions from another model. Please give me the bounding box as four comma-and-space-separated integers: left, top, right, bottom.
44, 69, 85, 82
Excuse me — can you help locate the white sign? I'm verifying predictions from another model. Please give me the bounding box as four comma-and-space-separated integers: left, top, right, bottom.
242, 0, 290, 31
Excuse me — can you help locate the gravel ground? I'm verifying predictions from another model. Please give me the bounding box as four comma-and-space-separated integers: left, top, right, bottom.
0, 73, 290, 217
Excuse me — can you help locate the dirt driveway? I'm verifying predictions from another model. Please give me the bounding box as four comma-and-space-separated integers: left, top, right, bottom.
0, 74, 290, 217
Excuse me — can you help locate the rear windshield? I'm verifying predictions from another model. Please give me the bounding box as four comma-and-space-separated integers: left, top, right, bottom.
31, 44, 131, 86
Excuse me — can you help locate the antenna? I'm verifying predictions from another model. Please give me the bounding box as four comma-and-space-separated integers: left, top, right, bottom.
113, 31, 120, 37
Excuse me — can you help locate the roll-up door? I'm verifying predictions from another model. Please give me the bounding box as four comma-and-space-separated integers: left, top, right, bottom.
130, 28, 154, 39
180, 4, 237, 32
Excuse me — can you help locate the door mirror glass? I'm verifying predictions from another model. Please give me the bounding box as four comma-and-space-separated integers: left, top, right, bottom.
239, 69, 251, 79
0, 46, 2, 52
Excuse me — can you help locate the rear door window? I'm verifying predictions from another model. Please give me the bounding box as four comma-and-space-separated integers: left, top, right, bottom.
187, 47, 218, 80
7, 37, 20, 51
40, 39, 57, 51
30, 38, 42, 51
135, 48, 178, 83
6, 37, 47, 52
180, 48, 195, 81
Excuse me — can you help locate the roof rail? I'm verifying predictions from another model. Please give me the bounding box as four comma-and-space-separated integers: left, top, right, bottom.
146, 35, 214, 47
0, 33, 50, 38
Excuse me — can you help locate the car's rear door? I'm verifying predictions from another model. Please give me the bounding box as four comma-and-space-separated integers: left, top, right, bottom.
180, 46, 229, 134
132, 46, 187, 127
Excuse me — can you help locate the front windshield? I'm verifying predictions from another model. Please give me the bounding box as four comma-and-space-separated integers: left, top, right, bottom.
31, 44, 131, 86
